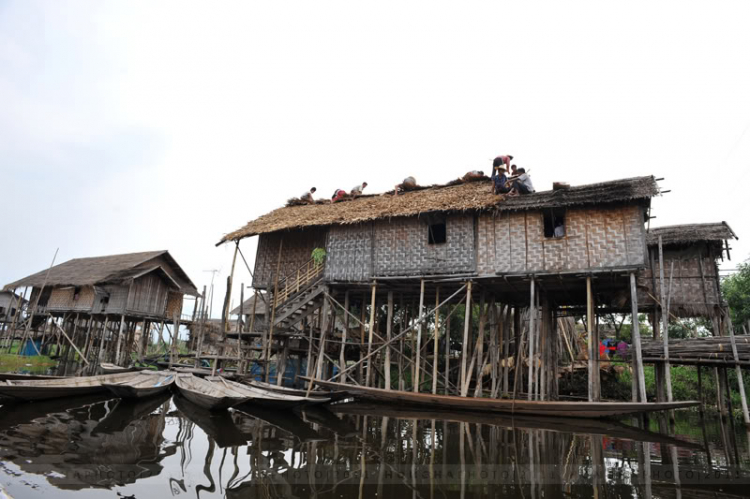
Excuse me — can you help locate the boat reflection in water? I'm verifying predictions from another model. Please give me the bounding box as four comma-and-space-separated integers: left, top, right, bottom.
0, 395, 749, 498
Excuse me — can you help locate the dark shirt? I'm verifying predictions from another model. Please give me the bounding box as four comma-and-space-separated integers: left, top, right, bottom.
492, 171, 508, 190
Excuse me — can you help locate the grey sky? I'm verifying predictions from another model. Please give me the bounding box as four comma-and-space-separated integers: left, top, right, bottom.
1, 0, 749, 316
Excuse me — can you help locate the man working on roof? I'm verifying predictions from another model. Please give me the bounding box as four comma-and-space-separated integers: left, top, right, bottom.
494, 155, 513, 170
510, 168, 535, 195
350, 182, 368, 197
394, 176, 417, 195
491, 159, 512, 195
301, 187, 317, 204
331, 189, 347, 203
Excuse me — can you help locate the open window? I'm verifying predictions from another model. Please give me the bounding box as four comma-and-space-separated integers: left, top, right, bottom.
543, 208, 566, 238
428, 221, 447, 245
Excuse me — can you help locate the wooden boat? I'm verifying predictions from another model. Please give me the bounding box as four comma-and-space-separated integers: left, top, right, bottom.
173, 366, 239, 380
102, 371, 175, 399
174, 373, 249, 411
305, 378, 701, 418
248, 379, 340, 401
98, 363, 139, 375
0, 372, 66, 382
0, 372, 141, 402
207, 377, 329, 409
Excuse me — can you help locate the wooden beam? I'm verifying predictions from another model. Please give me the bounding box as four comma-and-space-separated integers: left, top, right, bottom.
630, 272, 647, 403
725, 309, 750, 424
528, 277, 536, 401
341, 291, 350, 385
658, 236, 674, 402
385, 291, 393, 391
365, 283, 377, 387
414, 279, 425, 393
460, 281, 473, 396
432, 287, 440, 394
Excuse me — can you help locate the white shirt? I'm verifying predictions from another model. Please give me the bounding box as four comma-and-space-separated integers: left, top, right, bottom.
519, 173, 535, 192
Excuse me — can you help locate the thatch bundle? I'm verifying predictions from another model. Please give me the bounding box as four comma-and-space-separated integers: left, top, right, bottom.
219, 175, 659, 243
646, 222, 737, 246
639, 336, 750, 361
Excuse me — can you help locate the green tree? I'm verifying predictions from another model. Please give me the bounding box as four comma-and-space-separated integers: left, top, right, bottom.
722, 261, 750, 329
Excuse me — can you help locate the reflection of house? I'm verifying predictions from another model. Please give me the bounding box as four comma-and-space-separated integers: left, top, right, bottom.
0, 290, 26, 321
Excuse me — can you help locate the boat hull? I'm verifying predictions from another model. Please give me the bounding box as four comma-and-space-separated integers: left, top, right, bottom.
307, 379, 700, 418
102, 372, 175, 399
175, 374, 248, 411
0, 373, 136, 402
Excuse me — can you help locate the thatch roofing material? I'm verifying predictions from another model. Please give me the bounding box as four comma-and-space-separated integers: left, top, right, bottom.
3, 250, 199, 295
220, 175, 659, 243
646, 222, 737, 246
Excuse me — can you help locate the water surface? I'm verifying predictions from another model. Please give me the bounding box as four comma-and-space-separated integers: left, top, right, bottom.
0, 394, 748, 498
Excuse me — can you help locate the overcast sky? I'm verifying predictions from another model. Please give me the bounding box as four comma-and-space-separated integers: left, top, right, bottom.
1, 0, 749, 316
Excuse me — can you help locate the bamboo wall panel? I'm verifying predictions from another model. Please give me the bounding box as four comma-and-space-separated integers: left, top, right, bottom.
253, 228, 328, 288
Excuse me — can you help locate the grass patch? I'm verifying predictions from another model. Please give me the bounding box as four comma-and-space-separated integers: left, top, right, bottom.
0, 353, 58, 375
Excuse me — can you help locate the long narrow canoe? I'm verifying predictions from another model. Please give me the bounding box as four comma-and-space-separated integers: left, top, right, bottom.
306, 378, 700, 418
0, 372, 141, 401
102, 371, 175, 399
248, 379, 340, 401
174, 373, 248, 411
207, 377, 329, 409
0, 373, 66, 382
98, 363, 139, 375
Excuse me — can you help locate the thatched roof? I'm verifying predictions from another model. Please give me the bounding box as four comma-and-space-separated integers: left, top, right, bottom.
219, 175, 659, 243
3, 250, 199, 295
230, 293, 267, 316
647, 222, 738, 246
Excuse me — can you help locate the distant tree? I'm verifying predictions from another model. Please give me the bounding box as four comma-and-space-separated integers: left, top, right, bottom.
722, 261, 750, 330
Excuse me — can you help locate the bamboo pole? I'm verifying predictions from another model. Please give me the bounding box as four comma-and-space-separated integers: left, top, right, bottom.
474, 292, 486, 397
432, 287, 440, 394
630, 272, 647, 403
528, 278, 536, 401
658, 236, 674, 402
365, 283, 377, 387
725, 309, 750, 425
586, 276, 597, 402
460, 281, 473, 396
115, 313, 126, 365
307, 296, 331, 395
444, 307, 451, 395
341, 291, 350, 385
266, 238, 283, 383
385, 291, 393, 390
414, 280, 425, 393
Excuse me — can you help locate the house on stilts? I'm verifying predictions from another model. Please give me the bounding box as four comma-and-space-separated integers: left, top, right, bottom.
208, 174, 739, 415
2, 250, 199, 373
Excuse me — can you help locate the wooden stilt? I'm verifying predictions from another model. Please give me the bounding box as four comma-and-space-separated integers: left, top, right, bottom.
307, 296, 331, 395
528, 278, 536, 401
365, 283, 377, 387
630, 272, 647, 403
586, 276, 598, 402
658, 236, 674, 402
385, 291, 393, 390
444, 306, 451, 395
431, 287, 440, 395
414, 279, 425, 392
725, 309, 750, 425
341, 291, 350, 385
460, 281, 473, 396
266, 238, 283, 383
474, 292, 486, 397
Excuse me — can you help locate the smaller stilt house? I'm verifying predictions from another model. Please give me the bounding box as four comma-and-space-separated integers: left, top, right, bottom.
2, 250, 198, 371
0, 290, 27, 324
230, 293, 268, 330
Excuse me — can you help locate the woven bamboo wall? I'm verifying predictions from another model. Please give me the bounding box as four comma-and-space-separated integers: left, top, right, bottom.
477, 205, 646, 274
637, 243, 723, 317
252, 227, 328, 289
165, 291, 184, 318
46, 286, 96, 312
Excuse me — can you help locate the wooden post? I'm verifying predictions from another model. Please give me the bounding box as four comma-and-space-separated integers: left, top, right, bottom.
237, 283, 244, 367
414, 280, 425, 393
586, 276, 599, 402
308, 296, 331, 395
266, 238, 284, 382
460, 281, 473, 396
385, 291, 393, 390
365, 283, 377, 387
658, 236, 674, 402
528, 278, 536, 401
725, 309, 750, 425
359, 293, 366, 385
444, 307, 451, 395
630, 272, 647, 403
115, 313, 126, 365
432, 287, 440, 395
341, 291, 350, 385
474, 292, 486, 397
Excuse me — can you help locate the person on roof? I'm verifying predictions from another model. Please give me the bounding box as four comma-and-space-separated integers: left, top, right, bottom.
394, 176, 417, 195
491, 161, 512, 195
350, 182, 368, 197
331, 189, 347, 203
510, 168, 535, 195
494, 155, 513, 170
301, 187, 317, 204
463, 170, 485, 181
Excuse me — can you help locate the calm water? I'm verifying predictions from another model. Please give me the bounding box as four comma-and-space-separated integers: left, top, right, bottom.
0, 394, 749, 499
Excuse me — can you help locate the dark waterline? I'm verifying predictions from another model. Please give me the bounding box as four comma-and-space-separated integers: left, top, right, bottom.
0, 395, 749, 498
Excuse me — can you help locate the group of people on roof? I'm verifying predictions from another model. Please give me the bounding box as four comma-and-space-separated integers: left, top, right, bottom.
491, 155, 535, 196
297, 155, 535, 205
